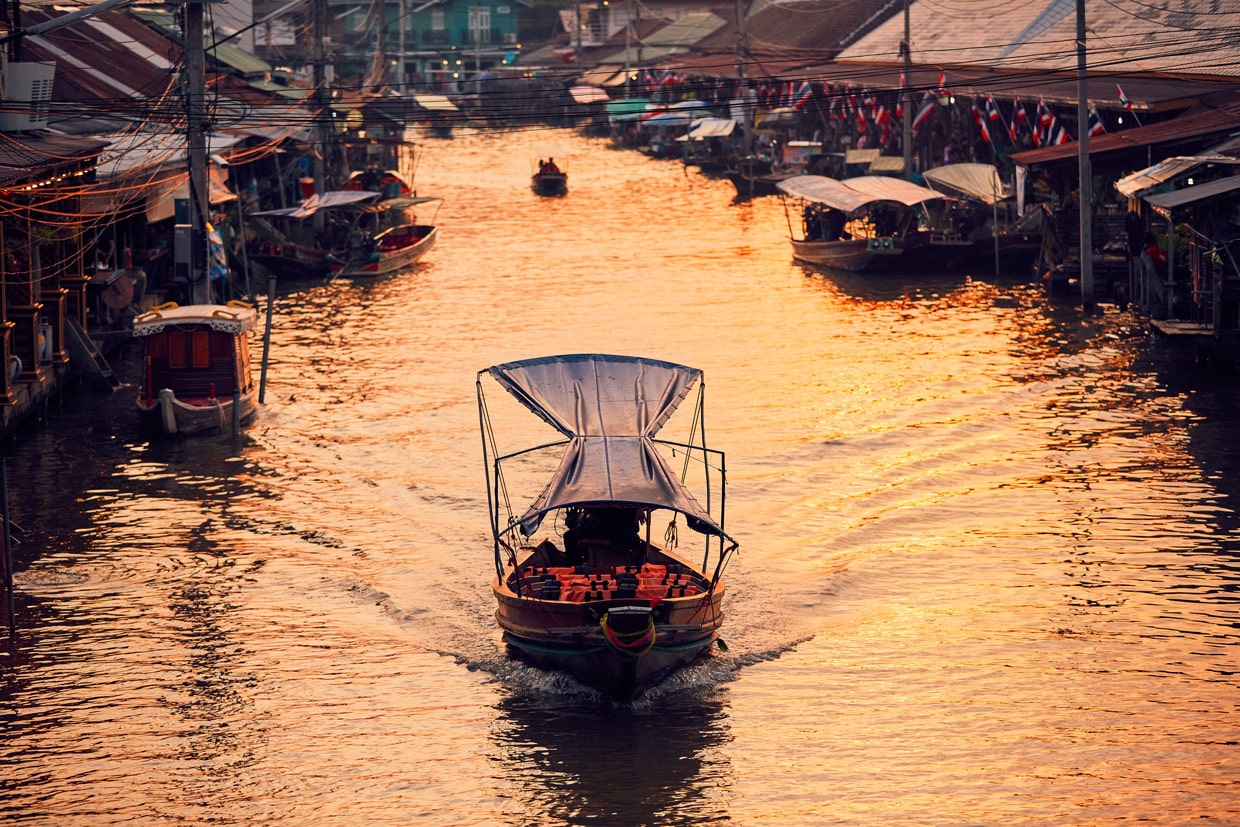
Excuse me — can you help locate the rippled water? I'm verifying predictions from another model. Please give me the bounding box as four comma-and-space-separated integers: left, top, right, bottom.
2, 129, 1238, 825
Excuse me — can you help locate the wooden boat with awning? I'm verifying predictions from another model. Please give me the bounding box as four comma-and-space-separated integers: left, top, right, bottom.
477, 354, 739, 700
133, 302, 258, 436
777, 174, 958, 272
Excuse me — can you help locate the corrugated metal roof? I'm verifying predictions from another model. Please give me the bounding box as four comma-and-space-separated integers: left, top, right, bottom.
1115, 155, 1240, 198
20, 8, 184, 110
840, 0, 1240, 80
1011, 89, 1240, 169
0, 132, 107, 188
1145, 175, 1240, 211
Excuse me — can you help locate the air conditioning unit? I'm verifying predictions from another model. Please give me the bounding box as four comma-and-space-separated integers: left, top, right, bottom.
502, 32, 517, 44
0, 62, 56, 132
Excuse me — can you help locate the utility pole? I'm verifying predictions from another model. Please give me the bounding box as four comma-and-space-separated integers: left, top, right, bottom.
735, 0, 751, 153
901, 0, 912, 180
398, 0, 406, 90
574, 2, 582, 70
1076, 0, 1094, 312
313, 0, 330, 228
184, 0, 212, 304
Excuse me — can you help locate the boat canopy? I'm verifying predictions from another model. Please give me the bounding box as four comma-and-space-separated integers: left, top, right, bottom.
484, 354, 729, 539
250, 190, 378, 218
841, 176, 949, 206
606, 97, 650, 122
776, 175, 881, 213
922, 163, 1010, 204
132, 303, 257, 337
778, 175, 946, 212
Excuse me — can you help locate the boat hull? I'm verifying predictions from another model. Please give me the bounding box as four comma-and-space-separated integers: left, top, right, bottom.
789, 236, 904, 271
137, 387, 259, 436
331, 224, 437, 277
249, 244, 333, 280
493, 561, 725, 700
532, 172, 568, 196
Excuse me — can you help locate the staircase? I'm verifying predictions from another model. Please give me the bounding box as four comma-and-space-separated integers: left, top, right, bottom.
63, 316, 121, 392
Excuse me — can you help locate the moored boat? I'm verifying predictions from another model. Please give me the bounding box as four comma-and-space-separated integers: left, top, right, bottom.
777, 174, 953, 272
477, 353, 739, 700
327, 221, 439, 277
249, 192, 441, 280
133, 302, 258, 436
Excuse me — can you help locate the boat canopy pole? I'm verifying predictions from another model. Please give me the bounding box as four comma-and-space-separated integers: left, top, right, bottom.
477, 377, 505, 577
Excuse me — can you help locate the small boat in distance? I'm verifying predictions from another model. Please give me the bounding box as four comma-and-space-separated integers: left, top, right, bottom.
478, 354, 739, 700
133, 301, 258, 436
531, 157, 568, 196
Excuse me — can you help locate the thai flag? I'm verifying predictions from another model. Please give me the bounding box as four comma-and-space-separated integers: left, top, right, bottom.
1052, 122, 1071, 145
912, 92, 935, 135
1088, 103, 1106, 136
1011, 95, 1028, 141
971, 97, 991, 144
985, 95, 1002, 122
793, 80, 814, 109
1117, 84, 1132, 110
936, 72, 949, 95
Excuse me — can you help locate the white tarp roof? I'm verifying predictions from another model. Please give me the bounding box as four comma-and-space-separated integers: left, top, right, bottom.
842, 175, 947, 206
249, 190, 379, 218
569, 85, 610, 104
484, 354, 728, 539
677, 117, 737, 141
923, 163, 1010, 204
778, 175, 945, 211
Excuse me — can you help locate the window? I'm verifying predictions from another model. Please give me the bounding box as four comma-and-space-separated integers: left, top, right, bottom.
468, 6, 491, 41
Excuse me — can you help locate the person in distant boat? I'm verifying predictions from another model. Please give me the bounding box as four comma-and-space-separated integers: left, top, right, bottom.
543, 158, 560, 174
358, 163, 383, 192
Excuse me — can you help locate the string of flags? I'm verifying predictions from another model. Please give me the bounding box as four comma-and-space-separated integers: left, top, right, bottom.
625, 69, 1132, 150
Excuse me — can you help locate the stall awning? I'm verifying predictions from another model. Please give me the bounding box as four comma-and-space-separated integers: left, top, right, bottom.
413, 94, 458, 112
677, 117, 737, 141
569, 85, 610, 104
1144, 175, 1240, 211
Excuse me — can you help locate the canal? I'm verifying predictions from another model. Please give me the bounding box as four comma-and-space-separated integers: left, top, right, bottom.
2, 128, 1238, 825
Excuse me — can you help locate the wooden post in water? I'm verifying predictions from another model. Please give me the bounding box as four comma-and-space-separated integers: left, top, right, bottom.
259, 274, 276, 404
1076, 0, 1094, 312
2, 460, 14, 640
